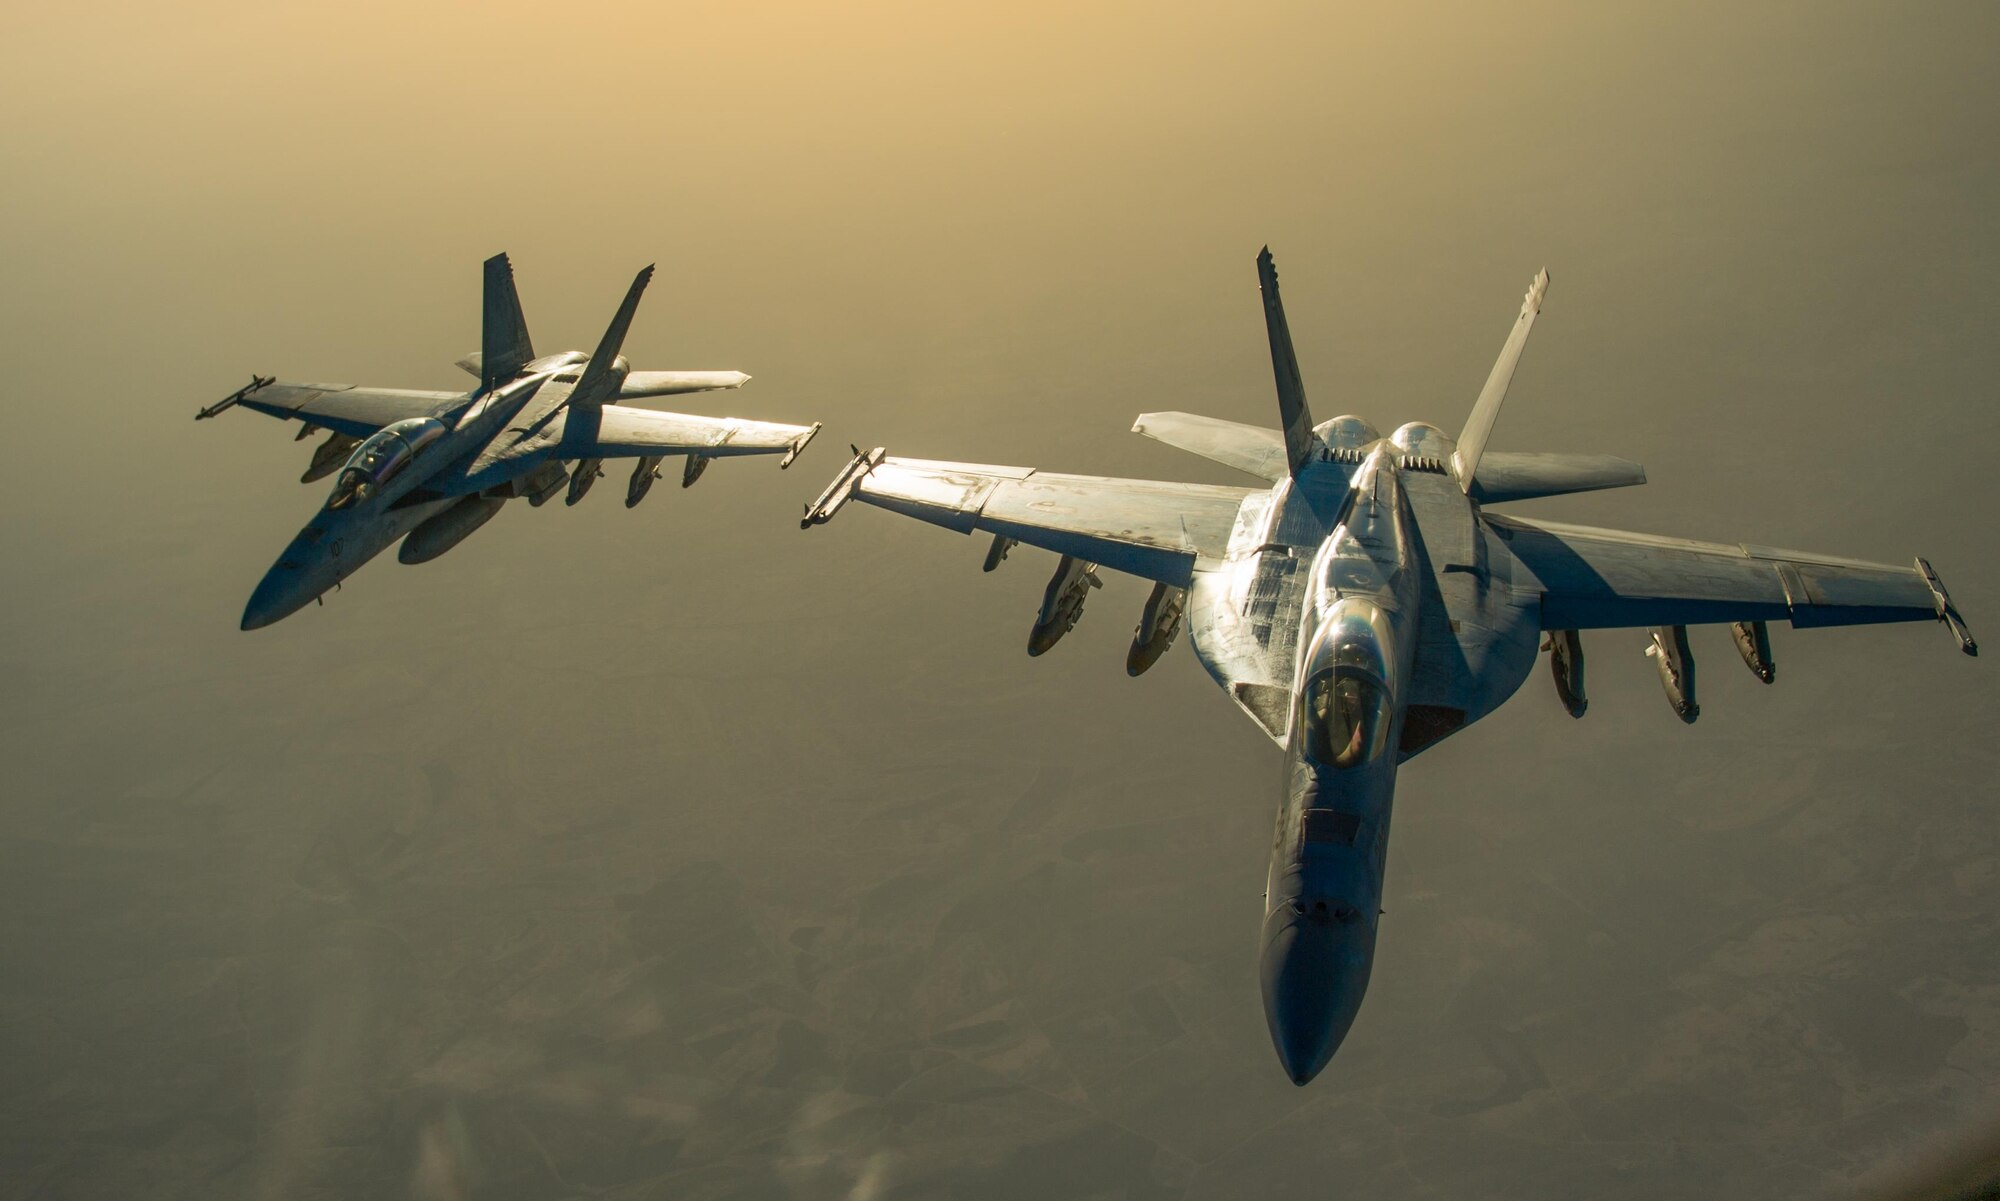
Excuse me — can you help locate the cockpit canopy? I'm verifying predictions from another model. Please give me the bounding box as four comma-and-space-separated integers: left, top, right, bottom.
327, 417, 446, 510
1302, 666, 1392, 770
1299, 604, 1395, 771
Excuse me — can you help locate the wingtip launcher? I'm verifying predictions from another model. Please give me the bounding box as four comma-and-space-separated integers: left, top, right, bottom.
1916, 557, 1978, 656
195, 374, 274, 421
801, 445, 885, 528
779, 422, 824, 470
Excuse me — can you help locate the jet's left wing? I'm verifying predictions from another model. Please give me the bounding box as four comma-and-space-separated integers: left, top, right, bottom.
803, 451, 1254, 587
1495, 514, 1976, 652
557, 404, 822, 464
197, 377, 462, 438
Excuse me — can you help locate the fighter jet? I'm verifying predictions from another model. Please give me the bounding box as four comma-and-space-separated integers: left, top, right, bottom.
802, 249, 1977, 1085
198, 254, 822, 629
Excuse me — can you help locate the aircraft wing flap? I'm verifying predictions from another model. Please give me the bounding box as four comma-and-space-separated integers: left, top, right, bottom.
228, 381, 463, 438
1497, 515, 1949, 633
563, 405, 818, 459
849, 457, 1254, 587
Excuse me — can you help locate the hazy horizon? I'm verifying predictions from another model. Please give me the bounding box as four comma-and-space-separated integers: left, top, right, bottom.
4, 2, 1998, 1197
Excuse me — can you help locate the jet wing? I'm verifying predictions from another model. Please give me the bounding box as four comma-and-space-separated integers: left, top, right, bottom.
199, 379, 463, 438
558, 404, 820, 460
1494, 514, 1973, 648
811, 453, 1254, 588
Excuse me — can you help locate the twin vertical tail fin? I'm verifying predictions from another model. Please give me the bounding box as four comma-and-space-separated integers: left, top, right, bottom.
1256, 248, 1320, 477
567, 264, 655, 409
1453, 268, 1550, 492
481, 252, 535, 394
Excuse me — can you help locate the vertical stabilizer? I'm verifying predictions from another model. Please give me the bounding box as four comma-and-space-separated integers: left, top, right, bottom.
1256, 248, 1319, 476
1453, 268, 1549, 493
481, 252, 535, 393
564, 264, 655, 410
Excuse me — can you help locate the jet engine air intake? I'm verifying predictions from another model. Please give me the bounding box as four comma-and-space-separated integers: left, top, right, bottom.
983, 534, 1017, 573
518, 460, 570, 507
682, 454, 711, 488
302, 431, 361, 483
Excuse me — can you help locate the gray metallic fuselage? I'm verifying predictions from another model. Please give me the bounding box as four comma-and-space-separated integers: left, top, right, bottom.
1186, 418, 1542, 1083
810, 249, 1973, 1086
240, 362, 578, 629
216, 252, 818, 631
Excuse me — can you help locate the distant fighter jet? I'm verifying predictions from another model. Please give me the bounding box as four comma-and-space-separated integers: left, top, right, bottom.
803, 249, 1977, 1085
199, 254, 821, 629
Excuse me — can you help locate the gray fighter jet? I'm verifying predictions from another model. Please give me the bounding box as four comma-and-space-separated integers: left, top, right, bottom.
802, 249, 1977, 1085
199, 254, 821, 629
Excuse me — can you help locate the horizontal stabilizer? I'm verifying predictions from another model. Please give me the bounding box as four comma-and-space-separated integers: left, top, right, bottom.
619, 370, 750, 399
1131, 412, 1288, 481
454, 352, 483, 378
1470, 452, 1645, 504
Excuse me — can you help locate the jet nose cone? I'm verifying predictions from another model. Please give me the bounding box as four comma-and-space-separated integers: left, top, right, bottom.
240, 565, 308, 630
240, 588, 283, 631
1260, 905, 1375, 1086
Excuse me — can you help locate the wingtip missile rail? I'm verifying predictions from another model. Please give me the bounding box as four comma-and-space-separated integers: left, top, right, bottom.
780, 422, 823, 470
801, 445, 884, 528
1917, 558, 1978, 656
196, 374, 274, 421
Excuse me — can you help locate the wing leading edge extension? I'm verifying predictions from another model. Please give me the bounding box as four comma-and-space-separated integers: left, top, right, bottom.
804, 451, 1253, 588
1497, 514, 1976, 652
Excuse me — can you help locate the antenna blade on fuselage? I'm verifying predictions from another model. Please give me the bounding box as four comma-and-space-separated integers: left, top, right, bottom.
1453, 268, 1550, 493
565, 264, 655, 410
1256, 247, 1319, 477
481, 253, 535, 394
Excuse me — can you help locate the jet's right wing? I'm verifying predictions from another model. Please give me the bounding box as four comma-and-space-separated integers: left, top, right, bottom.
1494, 514, 1975, 652
196, 377, 463, 438
804, 451, 1254, 588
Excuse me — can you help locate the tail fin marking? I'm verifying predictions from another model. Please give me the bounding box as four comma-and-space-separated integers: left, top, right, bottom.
480, 253, 535, 393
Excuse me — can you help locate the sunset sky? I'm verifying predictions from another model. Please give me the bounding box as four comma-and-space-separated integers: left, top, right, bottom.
3, 3, 1997, 1197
